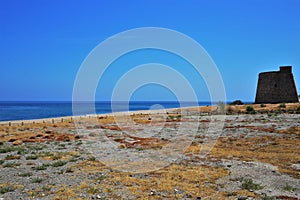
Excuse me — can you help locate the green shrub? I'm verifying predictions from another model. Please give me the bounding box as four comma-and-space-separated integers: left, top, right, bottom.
260, 194, 275, 200
240, 178, 263, 191
225, 191, 237, 197
95, 172, 107, 181
246, 106, 256, 114
296, 106, 300, 114
34, 164, 48, 170
283, 183, 297, 192
25, 155, 38, 160
15, 146, 28, 155
0, 186, 15, 194
42, 186, 51, 191
59, 144, 65, 148
40, 151, 53, 157
51, 154, 62, 160
87, 186, 99, 194
25, 144, 46, 151
3, 162, 21, 168
51, 161, 67, 167
69, 157, 78, 162
5, 154, 20, 160
87, 156, 96, 161
279, 103, 286, 108
19, 172, 33, 177
31, 177, 43, 183
0, 146, 15, 154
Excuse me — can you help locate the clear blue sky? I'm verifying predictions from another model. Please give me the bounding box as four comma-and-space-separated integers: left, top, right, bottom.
1, 0, 299, 102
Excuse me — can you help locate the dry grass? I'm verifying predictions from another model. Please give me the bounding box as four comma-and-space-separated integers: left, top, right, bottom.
67, 160, 230, 199
106, 164, 228, 199
1, 103, 300, 199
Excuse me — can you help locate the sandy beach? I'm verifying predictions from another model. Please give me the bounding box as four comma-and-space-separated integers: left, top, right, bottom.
0, 103, 299, 199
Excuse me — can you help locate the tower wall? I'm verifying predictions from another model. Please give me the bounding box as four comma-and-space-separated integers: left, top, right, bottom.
255, 66, 298, 103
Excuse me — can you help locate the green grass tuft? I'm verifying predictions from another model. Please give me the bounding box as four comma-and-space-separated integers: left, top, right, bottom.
246, 106, 256, 114
283, 183, 297, 192
31, 177, 43, 183
0, 186, 15, 194
52, 160, 67, 167
2, 162, 21, 168
19, 172, 33, 177
240, 178, 263, 191
278, 103, 286, 108
34, 164, 48, 170
25, 155, 39, 160
0, 146, 15, 153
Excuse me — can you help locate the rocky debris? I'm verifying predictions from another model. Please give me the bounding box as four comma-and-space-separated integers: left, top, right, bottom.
291, 164, 300, 171
0, 113, 300, 199
217, 160, 300, 199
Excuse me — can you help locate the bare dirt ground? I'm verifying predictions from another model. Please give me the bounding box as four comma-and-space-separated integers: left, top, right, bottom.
0, 103, 299, 199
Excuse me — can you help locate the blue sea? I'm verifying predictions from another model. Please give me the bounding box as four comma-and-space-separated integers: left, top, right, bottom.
0, 101, 213, 122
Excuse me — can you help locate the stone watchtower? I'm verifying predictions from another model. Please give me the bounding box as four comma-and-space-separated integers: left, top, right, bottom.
255, 66, 299, 104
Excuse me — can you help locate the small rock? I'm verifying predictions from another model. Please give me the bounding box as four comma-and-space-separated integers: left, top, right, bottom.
183, 193, 192, 198
174, 188, 184, 194
12, 139, 23, 145
238, 196, 247, 200
150, 190, 156, 195
89, 132, 97, 137
291, 164, 300, 170
79, 193, 86, 198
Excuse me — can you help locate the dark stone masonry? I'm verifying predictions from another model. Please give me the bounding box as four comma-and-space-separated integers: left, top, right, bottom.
255, 66, 299, 104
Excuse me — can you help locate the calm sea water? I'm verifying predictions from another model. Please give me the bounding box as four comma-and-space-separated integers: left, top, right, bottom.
0, 101, 212, 122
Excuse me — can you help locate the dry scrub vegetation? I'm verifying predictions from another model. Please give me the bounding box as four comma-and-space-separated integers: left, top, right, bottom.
0, 103, 299, 199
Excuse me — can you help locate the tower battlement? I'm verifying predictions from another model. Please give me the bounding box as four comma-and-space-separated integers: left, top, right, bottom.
279, 66, 292, 73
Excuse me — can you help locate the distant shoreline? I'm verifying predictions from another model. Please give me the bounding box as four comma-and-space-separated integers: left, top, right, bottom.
0, 101, 211, 123
0, 105, 190, 125
0, 102, 299, 125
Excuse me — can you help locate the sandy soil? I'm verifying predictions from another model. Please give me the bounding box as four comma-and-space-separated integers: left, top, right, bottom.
0, 103, 299, 199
